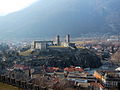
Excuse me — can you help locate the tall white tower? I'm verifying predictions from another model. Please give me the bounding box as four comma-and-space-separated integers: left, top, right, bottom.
65, 34, 70, 43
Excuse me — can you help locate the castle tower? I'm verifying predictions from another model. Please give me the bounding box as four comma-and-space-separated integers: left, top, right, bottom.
56, 35, 60, 46
65, 34, 70, 43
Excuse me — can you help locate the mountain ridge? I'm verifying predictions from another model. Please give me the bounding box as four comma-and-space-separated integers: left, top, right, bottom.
0, 0, 119, 39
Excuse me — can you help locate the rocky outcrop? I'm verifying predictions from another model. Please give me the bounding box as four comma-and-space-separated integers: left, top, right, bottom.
32, 49, 102, 68
111, 51, 120, 66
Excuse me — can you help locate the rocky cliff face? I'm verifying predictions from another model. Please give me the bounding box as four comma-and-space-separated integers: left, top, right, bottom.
33, 49, 102, 68
111, 51, 120, 66
74, 49, 102, 68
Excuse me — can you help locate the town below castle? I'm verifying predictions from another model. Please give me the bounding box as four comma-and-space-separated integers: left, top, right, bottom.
0, 34, 120, 90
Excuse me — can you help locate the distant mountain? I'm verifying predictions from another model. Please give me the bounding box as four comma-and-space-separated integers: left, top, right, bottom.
0, 0, 120, 39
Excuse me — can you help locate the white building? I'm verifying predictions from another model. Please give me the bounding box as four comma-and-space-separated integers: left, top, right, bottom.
31, 41, 53, 51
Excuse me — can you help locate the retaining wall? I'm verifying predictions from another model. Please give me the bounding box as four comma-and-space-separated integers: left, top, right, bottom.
0, 74, 47, 90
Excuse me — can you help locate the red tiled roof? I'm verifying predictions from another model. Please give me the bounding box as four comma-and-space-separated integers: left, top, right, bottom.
64, 67, 84, 72
90, 82, 104, 88
14, 64, 29, 70
48, 67, 59, 71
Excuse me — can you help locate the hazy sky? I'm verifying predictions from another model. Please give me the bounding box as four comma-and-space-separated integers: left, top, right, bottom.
0, 0, 38, 16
